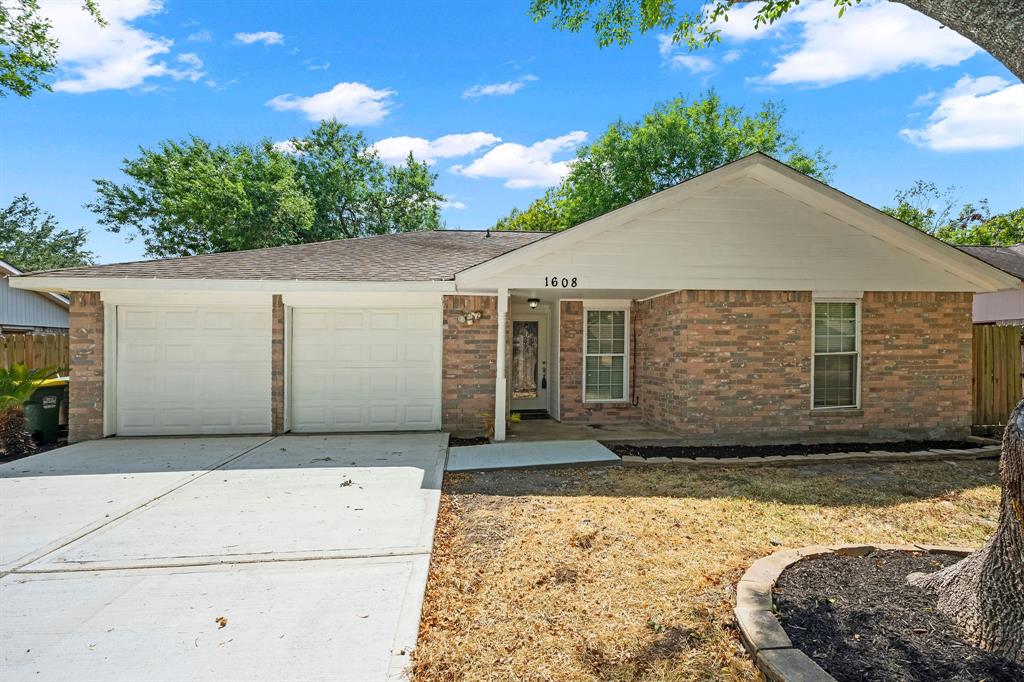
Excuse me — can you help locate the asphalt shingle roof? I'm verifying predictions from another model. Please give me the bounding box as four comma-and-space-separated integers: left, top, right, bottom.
19, 230, 551, 281
958, 244, 1024, 280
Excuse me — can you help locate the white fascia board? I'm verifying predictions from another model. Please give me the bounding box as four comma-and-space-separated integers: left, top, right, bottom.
745, 163, 1021, 293
8, 277, 457, 295
282, 291, 443, 307
454, 156, 754, 287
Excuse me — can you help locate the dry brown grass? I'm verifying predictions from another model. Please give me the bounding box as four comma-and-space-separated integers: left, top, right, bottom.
411, 458, 1002, 681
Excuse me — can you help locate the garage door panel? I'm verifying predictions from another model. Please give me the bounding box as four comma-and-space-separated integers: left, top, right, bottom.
291, 306, 440, 432
116, 305, 272, 436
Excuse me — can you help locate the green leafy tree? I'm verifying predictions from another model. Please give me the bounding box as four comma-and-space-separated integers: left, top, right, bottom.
90, 137, 315, 258
882, 180, 1024, 246
90, 121, 444, 258
287, 120, 444, 241
495, 93, 832, 232
529, 1, 1023, 82
0, 0, 104, 97
0, 194, 94, 271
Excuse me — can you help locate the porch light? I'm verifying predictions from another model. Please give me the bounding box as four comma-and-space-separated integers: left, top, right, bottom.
528, 298, 540, 309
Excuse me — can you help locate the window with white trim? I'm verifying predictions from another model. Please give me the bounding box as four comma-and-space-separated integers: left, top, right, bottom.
584, 309, 627, 401
812, 301, 859, 408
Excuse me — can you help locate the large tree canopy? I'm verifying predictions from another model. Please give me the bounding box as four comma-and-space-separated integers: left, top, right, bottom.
495, 93, 832, 232
529, 0, 1024, 82
89, 121, 444, 258
882, 180, 1024, 246
0, 0, 104, 97
0, 194, 94, 271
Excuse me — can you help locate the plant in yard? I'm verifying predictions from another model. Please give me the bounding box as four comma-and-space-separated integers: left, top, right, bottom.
909, 399, 1024, 662
481, 412, 522, 440
0, 363, 57, 458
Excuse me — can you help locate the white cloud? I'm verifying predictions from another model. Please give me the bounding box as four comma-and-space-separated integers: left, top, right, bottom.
272, 140, 299, 154
452, 131, 587, 189
234, 31, 284, 45
722, 50, 742, 64
462, 74, 538, 98
266, 82, 396, 124
441, 200, 468, 210
372, 132, 501, 164
187, 28, 212, 42
43, 0, 205, 93
668, 54, 715, 74
900, 76, 1024, 151
304, 58, 330, 71
710, 2, 786, 41
756, 1, 979, 87
657, 34, 715, 74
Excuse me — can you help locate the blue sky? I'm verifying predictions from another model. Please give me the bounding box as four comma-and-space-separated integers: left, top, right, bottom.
2, 0, 1022, 264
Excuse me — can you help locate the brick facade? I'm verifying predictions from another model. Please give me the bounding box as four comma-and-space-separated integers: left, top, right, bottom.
271, 294, 285, 434
68, 291, 104, 443
628, 290, 973, 444
442, 295, 498, 436
558, 300, 643, 423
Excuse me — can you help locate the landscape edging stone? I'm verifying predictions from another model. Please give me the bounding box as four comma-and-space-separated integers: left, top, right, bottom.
734, 543, 977, 682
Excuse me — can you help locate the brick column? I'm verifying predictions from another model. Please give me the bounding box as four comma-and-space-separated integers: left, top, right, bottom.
441, 295, 498, 436
271, 294, 285, 434
68, 291, 104, 443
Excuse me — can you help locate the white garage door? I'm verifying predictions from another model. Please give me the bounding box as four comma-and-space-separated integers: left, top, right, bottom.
116, 305, 272, 436
290, 307, 441, 432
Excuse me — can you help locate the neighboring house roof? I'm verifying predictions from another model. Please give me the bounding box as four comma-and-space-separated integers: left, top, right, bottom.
957, 244, 1024, 281
0, 260, 70, 308
14, 230, 550, 282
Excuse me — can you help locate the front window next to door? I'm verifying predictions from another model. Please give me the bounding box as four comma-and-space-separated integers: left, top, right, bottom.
584, 309, 627, 401
812, 300, 860, 408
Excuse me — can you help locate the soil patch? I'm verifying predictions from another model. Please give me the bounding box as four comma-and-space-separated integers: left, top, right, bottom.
448, 436, 489, 447
774, 549, 1024, 682
603, 439, 988, 460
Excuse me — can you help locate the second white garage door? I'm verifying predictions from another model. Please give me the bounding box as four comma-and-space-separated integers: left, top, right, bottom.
290, 306, 442, 432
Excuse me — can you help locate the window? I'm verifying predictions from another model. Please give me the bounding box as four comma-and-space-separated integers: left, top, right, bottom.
584, 309, 627, 401
813, 301, 859, 408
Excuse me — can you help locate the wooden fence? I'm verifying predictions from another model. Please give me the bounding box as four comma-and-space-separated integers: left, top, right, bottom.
0, 333, 70, 371
973, 324, 1023, 426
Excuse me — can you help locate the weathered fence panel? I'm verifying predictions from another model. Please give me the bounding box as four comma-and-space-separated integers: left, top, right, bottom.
973, 324, 1023, 426
0, 333, 70, 371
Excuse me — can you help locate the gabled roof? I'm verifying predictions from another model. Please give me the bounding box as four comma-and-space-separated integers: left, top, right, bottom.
957, 244, 1024, 281
14, 230, 549, 282
455, 152, 1020, 293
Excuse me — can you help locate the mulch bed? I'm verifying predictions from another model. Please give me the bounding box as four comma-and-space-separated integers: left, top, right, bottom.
602, 440, 989, 460
774, 550, 1024, 682
448, 436, 490, 448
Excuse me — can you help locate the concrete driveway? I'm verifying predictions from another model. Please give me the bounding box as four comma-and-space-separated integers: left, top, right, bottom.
0, 433, 447, 682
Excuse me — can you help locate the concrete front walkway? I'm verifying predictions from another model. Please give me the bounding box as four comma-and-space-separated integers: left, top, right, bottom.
447, 439, 621, 472
0, 433, 447, 682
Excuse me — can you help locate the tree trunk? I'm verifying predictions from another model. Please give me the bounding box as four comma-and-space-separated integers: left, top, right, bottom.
892, 0, 1024, 82
909, 399, 1024, 663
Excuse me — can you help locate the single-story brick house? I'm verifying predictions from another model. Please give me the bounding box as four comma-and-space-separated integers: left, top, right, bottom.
11, 154, 1020, 444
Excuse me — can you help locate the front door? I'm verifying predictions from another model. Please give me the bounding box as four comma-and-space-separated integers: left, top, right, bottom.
510, 314, 549, 412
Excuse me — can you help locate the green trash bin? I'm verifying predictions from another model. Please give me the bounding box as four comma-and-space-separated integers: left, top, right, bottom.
24, 377, 69, 445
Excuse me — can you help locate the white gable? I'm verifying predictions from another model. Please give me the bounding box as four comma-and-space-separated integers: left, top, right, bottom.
457, 155, 1018, 294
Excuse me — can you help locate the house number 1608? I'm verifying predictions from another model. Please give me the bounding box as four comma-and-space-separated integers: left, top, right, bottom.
545, 276, 577, 288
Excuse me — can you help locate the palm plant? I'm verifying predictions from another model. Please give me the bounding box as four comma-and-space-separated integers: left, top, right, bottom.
0, 364, 58, 458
